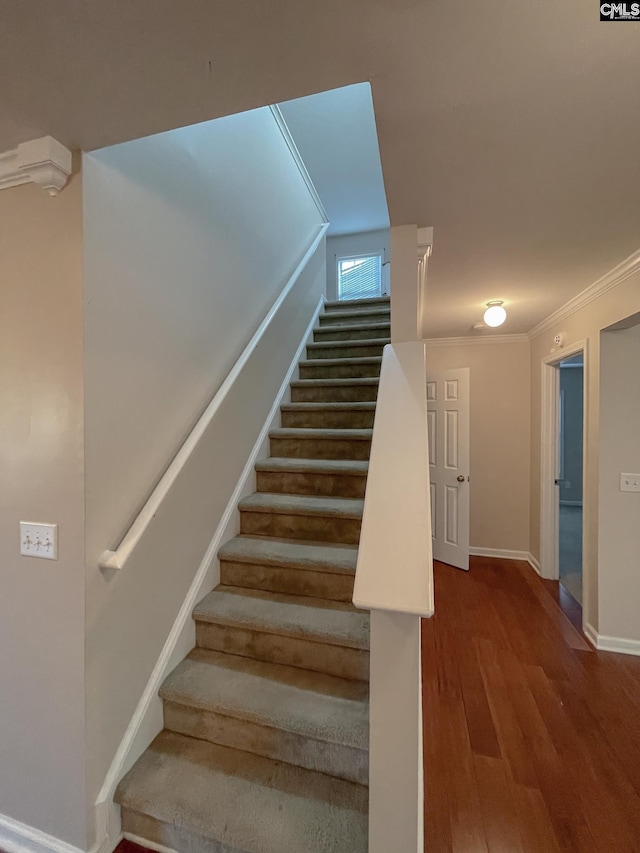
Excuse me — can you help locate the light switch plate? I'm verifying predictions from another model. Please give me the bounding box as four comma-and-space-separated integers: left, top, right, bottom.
20, 522, 58, 559
620, 473, 640, 493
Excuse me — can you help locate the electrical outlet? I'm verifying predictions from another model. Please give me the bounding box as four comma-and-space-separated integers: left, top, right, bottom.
565, 480, 571, 489
620, 473, 640, 493
20, 522, 58, 559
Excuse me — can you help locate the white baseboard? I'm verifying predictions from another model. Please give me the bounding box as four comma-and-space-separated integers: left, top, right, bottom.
0, 812, 88, 853
125, 832, 180, 853
470, 547, 530, 561
584, 623, 640, 656
469, 547, 542, 575
527, 553, 541, 575
584, 622, 598, 648
92, 293, 326, 851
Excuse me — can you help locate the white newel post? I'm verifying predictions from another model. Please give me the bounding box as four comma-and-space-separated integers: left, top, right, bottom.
364, 224, 434, 853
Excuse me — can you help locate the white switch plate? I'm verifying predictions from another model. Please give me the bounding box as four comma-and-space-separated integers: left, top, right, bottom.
20, 522, 58, 559
620, 473, 640, 493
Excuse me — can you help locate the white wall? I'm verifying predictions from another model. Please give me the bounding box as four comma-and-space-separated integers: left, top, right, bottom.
279, 83, 389, 237
426, 340, 531, 555
599, 322, 640, 642
0, 175, 87, 848
326, 229, 390, 302
83, 107, 325, 841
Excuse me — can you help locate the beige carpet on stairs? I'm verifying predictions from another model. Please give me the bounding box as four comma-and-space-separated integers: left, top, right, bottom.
115, 295, 390, 853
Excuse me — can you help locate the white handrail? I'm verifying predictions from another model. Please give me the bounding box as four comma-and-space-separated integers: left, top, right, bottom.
99, 223, 329, 571
353, 341, 434, 616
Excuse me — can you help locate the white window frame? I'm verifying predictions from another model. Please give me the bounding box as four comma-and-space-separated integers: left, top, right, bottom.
336, 252, 383, 302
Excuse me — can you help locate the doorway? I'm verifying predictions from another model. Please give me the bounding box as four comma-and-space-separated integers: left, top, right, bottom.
558, 354, 584, 603
540, 341, 588, 615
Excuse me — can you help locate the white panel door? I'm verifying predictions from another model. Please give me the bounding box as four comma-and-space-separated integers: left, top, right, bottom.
427, 368, 470, 571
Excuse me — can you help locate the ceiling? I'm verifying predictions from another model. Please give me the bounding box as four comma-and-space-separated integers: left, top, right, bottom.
279, 84, 389, 237
1, 0, 639, 337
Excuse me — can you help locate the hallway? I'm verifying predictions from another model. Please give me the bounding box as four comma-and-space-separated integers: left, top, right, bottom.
423, 557, 640, 852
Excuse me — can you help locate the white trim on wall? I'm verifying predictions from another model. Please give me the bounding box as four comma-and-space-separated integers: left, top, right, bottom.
585, 624, 640, 657
528, 247, 640, 339
99, 224, 329, 572
269, 105, 329, 224
469, 547, 541, 575
0, 812, 89, 853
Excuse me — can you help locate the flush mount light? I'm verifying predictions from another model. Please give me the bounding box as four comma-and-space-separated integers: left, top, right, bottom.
483, 300, 507, 327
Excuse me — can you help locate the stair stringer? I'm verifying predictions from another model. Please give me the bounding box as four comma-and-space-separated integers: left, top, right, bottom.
93, 294, 326, 853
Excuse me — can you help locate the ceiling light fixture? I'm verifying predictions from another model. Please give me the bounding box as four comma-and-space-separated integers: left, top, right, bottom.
483, 300, 506, 327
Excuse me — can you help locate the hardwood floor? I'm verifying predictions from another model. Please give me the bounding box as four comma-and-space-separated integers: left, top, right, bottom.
114, 841, 149, 853
423, 557, 640, 852
14, 556, 634, 853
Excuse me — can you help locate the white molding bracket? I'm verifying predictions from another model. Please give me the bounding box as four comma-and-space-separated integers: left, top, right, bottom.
0, 136, 72, 196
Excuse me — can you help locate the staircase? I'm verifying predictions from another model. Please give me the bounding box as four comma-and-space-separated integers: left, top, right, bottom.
115, 295, 391, 853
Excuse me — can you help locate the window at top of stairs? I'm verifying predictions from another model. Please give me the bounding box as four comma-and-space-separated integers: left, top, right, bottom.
337, 254, 382, 301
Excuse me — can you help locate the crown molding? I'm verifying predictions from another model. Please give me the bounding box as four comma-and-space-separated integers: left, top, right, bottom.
0, 136, 72, 196
425, 333, 529, 348
528, 247, 640, 340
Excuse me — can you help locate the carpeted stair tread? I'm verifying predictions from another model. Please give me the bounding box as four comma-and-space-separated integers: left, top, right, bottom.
255, 457, 368, 477
319, 308, 390, 325
193, 587, 369, 649
307, 337, 390, 351
298, 356, 382, 368
314, 320, 390, 335
269, 427, 373, 441
281, 402, 377, 412
324, 296, 390, 310
219, 535, 358, 574
291, 377, 380, 388
160, 649, 368, 749
116, 731, 368, 853
239, 491, 364, 518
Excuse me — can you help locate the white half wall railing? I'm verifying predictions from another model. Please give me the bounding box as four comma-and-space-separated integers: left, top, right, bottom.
353, 341, 433, 853
99, 223, 329, 572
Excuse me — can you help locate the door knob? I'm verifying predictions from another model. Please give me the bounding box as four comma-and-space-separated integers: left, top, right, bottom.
457, 475, 465, 482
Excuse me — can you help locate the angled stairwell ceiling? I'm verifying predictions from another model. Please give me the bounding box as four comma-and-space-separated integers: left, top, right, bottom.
279, 84, 390, 237
1, 0, 639, 336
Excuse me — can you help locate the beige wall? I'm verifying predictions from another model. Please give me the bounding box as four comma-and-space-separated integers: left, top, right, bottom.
529, 271, 640, 634
599, 322, 640, 642
425, 341, 531, 554
0, 176, 86, 846
82, 108, 325, 837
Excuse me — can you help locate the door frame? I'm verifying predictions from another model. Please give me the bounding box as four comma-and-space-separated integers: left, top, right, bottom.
540, 339, 588, 605
427, 366, 471, 571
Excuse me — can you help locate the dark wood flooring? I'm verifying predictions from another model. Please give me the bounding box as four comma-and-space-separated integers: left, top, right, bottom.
424, 556, 640, 852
